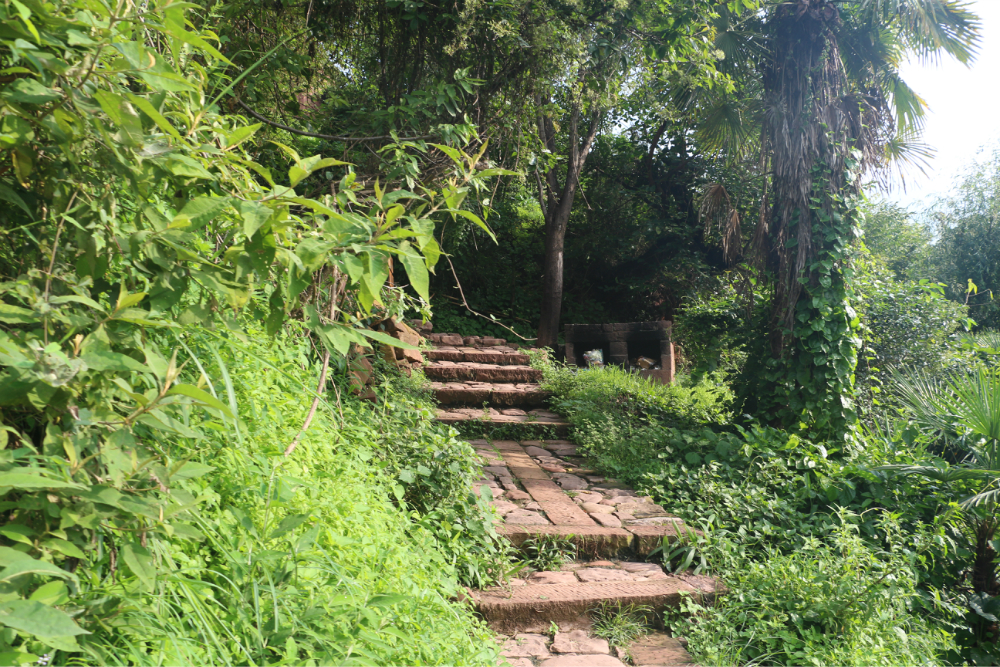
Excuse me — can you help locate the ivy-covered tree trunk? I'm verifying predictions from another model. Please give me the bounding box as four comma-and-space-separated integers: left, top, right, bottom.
761, 0, 866, 442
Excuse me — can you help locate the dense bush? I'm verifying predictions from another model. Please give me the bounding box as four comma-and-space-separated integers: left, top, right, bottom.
538, 359, 971, 665
66, 327, 501, 666
540, 361, 734, 431
670, 514, 958, 666
853, 255, 973, 423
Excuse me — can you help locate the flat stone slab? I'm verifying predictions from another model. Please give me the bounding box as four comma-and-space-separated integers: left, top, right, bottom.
576, 568, 632, 583
492, 500, 518, 516
501, 633, 551, 658
521, 478, 571, 503
540, 656, 624, 667
539, 500, 597, 526
627, 632, 695, 666
528, 571, 578, 585
581, 502, 615, 515
621, 562, 665, 574
553, 474, 589, 490
506, 510, 550, 525
592, 513, 622, 528
474, 578, 710, 634
552, 629, 610, 654
525, 446, 553, 457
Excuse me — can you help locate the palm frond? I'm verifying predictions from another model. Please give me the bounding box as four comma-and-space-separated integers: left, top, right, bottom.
880, 129, 935, 191
875, 463, 999, 483
861, 0, 982, 65
889, 367, 958, 434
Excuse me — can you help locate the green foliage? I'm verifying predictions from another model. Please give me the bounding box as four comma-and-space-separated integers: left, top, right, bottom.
519, 535, 577, 573
669, 514, 958, 667
764, 158, 864, 443
860, 199, 935, 281
0, 1, 502, 661
927, 148, 1000, 329
853, 254, 972, 423
61, 328, 500, 666
541, 362, 733, 431
591, 601, 652, 648
672, 280, 749, 377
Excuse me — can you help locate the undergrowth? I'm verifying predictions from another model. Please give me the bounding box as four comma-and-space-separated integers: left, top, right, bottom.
63, 327, 503, 666
536, 361, 964, 666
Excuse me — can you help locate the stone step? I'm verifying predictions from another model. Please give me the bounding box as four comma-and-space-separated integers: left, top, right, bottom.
497, 523, 684, 560
473, 574, 719, 635
438, 409, 570, 435
472, 439, 694, 558
427, 346, 531, 366
432, 382, 551, 407
424, 360, 543, 383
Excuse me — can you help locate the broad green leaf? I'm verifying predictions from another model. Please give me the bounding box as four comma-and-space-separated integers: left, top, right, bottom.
126, 93, 181, 139
0, 183, 33, 218
170, 462, 215, 480
166, 384, 234, 417
80, 334, 149, 372
237, 199, 272, 238
0, 557, 77, 584
224, 123, 262, 149
0, 524, 33, 545
121, 543, 155, 589
41, 538, 86, 560
0, 473, 86, 492
172, 197, 229, 230
0, 114, 34, 147
0, 600, 89, 638
396, 245, 429, 302
1, 79, 60, 104
317, 324, 357, 356
270, 513, 310, 539
359, 329, 418, 350
341, 254, 364, 283
449, 208, 497, 242
161, 155, 214, 180
0, 303, 35, 323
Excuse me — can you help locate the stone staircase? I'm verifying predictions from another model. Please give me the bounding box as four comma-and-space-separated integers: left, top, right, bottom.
466, 438, 714, 666
426, 334, 569, 432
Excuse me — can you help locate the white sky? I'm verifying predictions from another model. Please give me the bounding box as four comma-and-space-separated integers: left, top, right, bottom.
885, 0, 1000, 209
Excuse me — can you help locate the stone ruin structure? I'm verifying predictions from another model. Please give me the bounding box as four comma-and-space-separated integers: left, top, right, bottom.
563, 321, 675, 384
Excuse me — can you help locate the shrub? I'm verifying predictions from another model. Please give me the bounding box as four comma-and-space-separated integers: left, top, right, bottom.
670, 513, 958, 667
68, 327, 501, 666
538, 360, 734, 431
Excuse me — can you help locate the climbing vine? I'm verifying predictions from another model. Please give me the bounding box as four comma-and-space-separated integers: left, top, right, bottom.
767, 153, 864, 442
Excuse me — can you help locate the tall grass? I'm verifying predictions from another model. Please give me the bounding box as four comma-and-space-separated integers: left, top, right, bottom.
70, 327, 499, 666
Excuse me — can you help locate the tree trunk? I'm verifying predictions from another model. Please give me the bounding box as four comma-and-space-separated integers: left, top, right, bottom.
537, 192, 575, 348
535, 103, 602, 350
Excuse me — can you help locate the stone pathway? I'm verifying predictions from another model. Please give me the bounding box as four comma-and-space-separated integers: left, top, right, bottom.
423, 335, 711, 665
500, 629, 694, 667
426, 334, 570, 432
470, 439, 696, 557
466, 439, 713, 666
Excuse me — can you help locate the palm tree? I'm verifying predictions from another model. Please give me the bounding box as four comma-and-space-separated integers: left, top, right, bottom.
878, 366, 1000, 595
697, 0, 980, 439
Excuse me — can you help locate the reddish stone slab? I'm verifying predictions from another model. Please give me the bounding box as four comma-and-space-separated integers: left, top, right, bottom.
627, 632, 695, 666
521, 478, 571, 503
473, 577, 700, 634
426, 349, 464, 361
539, 500, 597, 526
628, 524, 682, 555
493, 440, 526, 451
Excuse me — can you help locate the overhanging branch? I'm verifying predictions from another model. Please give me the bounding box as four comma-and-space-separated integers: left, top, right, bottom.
233, 97, 433, 142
